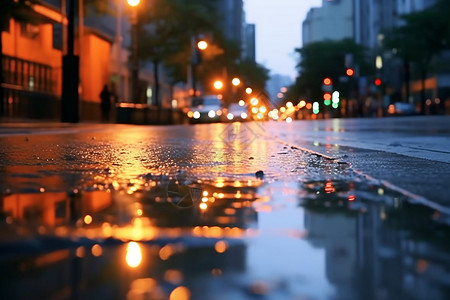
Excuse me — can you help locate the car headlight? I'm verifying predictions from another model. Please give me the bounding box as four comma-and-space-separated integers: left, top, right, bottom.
193, 111, 201, 119
227, 113, 234, 120
208, 110, 216, 118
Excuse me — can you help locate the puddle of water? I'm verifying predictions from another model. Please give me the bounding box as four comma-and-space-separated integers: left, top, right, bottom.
1, 175, 450, 300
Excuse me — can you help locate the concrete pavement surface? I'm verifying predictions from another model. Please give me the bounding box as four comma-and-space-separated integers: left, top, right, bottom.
266, 115, 450, 208
1, 115, 448, 207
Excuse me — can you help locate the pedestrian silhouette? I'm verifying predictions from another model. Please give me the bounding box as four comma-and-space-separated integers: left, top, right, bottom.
99, 84, 112, 122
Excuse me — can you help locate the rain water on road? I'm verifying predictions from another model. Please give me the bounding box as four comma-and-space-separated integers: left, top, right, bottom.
1, 123, 449, 300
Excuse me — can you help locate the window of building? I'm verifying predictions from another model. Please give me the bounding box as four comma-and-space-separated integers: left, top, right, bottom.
52, 23, 63, 50
20, 23, 40, 39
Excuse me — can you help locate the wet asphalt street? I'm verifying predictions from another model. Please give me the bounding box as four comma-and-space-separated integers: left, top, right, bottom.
0, 116, 450, 300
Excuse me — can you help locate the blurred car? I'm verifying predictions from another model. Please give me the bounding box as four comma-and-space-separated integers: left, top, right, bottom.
225, 103, 249, 122
388, 102, 418, 116
187, 95, 223, 123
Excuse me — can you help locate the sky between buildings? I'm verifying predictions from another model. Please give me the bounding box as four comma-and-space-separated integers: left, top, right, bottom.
244, 0, 322, 79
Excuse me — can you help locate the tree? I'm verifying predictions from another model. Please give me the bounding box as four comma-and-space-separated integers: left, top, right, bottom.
290, 38, 370, 102
137, 0, 222, 105
232, 59, 270, 94
384, 7, 448, 113
433, 0, 450, 43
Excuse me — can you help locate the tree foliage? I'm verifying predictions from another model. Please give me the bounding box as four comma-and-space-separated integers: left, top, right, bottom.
384, 9, 448, 75
136, 0, 268, 104
290, 38, 370, 101
383, 2, 450, 109
137, 0, 222, 80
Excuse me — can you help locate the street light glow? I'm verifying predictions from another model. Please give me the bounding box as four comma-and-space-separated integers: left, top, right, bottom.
127, 0, 140, 7
197, 40, 208, 50
245, 87, 252, 94
214, 80, 223, 90
232, 78, 240, 86
250, 98, 258, 106
376, 55, 383, 69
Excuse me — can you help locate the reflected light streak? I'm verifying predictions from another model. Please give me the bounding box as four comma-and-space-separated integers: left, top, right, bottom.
164, 270, 183, 285
126, 241, 143, 268
324, 181, 335, 194
159, 244, 175, 260
84, 214, 93, 225
212, 268, 223, 276
214, 240, 229, 253
416, 259, 428, 273
91, 244, 103, 257
169, 286, 190, 300
76, 246, 85, 258
192, 226, 243, 238
128, 278, 159, 299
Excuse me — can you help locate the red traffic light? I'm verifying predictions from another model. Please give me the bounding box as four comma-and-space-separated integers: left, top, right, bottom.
374, 78, 382, 86
323, 92, 332, 101
346, 68, 354, 77
323, 77, 332, 85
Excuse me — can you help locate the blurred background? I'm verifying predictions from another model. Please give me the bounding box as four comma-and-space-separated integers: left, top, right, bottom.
1, 0, 450, 124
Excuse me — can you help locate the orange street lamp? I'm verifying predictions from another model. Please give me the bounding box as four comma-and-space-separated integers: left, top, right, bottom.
128, 0, 140, 6
245, 87, 252, 95
232, 77, 241, 86
214, 80, 224, 90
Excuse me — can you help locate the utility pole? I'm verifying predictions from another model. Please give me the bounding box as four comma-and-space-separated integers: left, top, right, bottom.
61, 0, 79, 122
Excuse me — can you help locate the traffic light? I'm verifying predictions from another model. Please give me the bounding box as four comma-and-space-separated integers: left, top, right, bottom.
323, 92, 332, 106
332, 91, 340, 108
322, 77, 333, 93
346, 68, 354, 77
323, 77, 332, 86
374, 78, 382, 86
313, 102, 320, 114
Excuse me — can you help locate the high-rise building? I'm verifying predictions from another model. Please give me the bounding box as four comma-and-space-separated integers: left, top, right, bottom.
302, 0, 353, 46
214, 0, 256, 61
303, 0, 438, 49
215, 0, 244, 47
244, 24, 256, 61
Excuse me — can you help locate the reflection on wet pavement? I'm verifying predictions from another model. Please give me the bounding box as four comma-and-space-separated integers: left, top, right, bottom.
2, 175, 450, 299
1, 124, 450, 299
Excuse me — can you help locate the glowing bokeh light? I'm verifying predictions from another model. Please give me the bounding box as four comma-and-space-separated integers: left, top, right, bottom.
126, 242, 142, 268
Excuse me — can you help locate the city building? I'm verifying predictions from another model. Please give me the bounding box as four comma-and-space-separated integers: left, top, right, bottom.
214, 0, 245, 53
301, 0, 449, 113
243, 23, 256, 61
303, 0, 437, 49
1, 0, 133, 121
1, 0, 257, 121
302, 0, 353, 46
